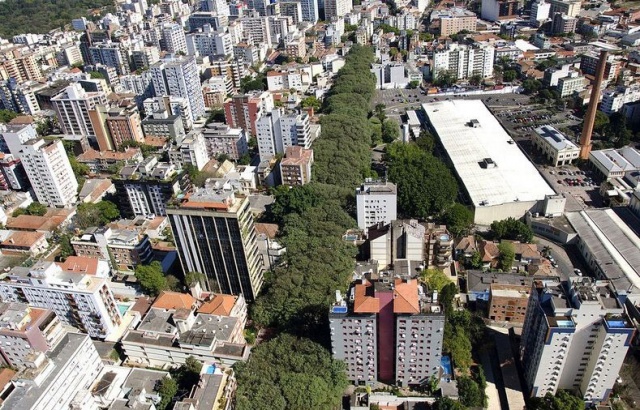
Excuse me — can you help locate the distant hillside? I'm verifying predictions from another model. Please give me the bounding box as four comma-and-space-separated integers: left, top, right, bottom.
0, 0, 114, 38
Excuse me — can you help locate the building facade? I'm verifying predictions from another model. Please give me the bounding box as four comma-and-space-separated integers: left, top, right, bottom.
356, 180, 398, 231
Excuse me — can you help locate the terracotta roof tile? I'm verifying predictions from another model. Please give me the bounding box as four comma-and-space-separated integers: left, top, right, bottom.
197, 294, 237, 316
353, 281, 380, 313
152, 291, 196, 310
393, 279, 420, 314
59, 256, 100, 275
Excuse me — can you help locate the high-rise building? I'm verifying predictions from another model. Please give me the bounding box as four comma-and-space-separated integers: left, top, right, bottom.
201, 122, 249, 159
255, 109, 311, 161
186, 24, 234, 58
530, 0, 551, 27
201, 0, 231, 16
552, 12, 577, 34
89, 102, 145, 151
241, 10, 273, 45
88, 42, 130, 75
167, 187, 265, 301
548, 0, 581, 17
189, 12, 229, 32
280, 1, 303, 25
480, 0, 519, 21
356, 180, 398, 230
520, 277, 634, 403
330, 276, 445, 387
223, 91, 274, 136
150, 56, 206, 120
433, 8, 477, 36
51, 83, 108, 139
0, 262, 122, 339
144, 95, 194, 131
160, 23, 188, 55
280, 146, 313, 186
1, 332, 103, 410
0, 303, 66, 369
169, 130, 210, 170
18, 139, 79, 207
432, 43, 495, 80
324, 0, 352, 19
300, 0, 319, 23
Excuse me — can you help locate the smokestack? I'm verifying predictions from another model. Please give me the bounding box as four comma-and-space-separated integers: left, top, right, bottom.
579, 50, 608, 160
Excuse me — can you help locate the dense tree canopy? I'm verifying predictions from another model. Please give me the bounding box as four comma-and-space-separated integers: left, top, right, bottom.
13, 202, 48, 217
234, 334, 348, 410
442, 203, 474, 236
386, 142, 458, 219
313, 45, 377, 188
497, 241, 515, 272
490, 217, 533, 243
76, 201, 120, 228
135, 262, 168, 297
0, 0, 114, 37
528, 390, 585, 410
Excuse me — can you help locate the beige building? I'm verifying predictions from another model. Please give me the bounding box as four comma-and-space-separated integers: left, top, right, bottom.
279, 146, 313, 186
436, 8, 477, 37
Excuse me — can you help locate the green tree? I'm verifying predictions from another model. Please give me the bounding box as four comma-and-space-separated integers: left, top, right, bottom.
421, 269, 452, 293
386, 142, 458, 218
432, 396, 466, 410
522, 79, 542, 95
76, 201, 120, 228
467, 251, 483, 269
235, 334, 348, 410
57, 233, 74, 261
407, 80, 420, 89
206, 109, 225, 124
240, 74, 265, 92
0, 109, 17, 123
490, 217, 533, 243
301, 96, 321, 111
503, 70, 517, 82
440, 282, 457, 313
528, 390, 585, 410
369, 117, 383, 145
135, 261, 168, 296
157, 376, 178, 410
381, 119, 399, 143
416, 130, 435, 153
443, 204, 473, 236
184, 271, 205, 287
604, 112, 632, 147
374, 103, 386, 122
457, 375, 484, 407
469, 73, 483, 86
88, 71, 104, 79
25, 202, 47, 216
433, 70, 456, 87
497, 241, 515, 271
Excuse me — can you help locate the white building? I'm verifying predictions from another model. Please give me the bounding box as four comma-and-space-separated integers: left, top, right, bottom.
324, 0, 352, 19
432, 43, 495, 80
241, 11, 273, 45
186, 24, 233, 58
532, 125, 580, 167
150, 56, 206, 120
521, 277, 634, 403
1, 333, 103, 410
601, 85, 640, 115
256, 109, 311, 161
0, 122, 37, 155
423, 100, 555, 225
169, 131, 210, 170
589, 146, 640, 180
356, 180, 398, 231
51, 83, 108, 139
161, 23, 188, 55
201, 122, 249, 160
144, 95, 194, 131
300, 0, 319, 22
88, 42, 130, 75
18, 139, 79, 207
557, 72, 586, 98
530, 0, 551, 26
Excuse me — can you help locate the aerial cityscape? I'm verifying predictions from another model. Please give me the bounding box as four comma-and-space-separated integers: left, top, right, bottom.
0, 0, 638, 409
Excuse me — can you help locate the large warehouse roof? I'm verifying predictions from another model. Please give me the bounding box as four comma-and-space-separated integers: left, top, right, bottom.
566, 209, 640, 293
422, 100, 554, 208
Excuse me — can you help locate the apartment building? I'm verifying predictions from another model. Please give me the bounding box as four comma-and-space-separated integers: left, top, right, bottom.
144, 95, 194, 133
114, 156, 189, 217
0, 262, 122, 339
150, 56, 206, 120
90, 102, 145, 151
223, 91, 274, 136
432, 43, 495, 80
88, 42, 130, 75
201, 122, 249, 160
601, 85, 640, 115
557, 72, 586, 98
51, 83, 108, 139
121, 291, 247, 368
71, 226, 153, 271
324, 0, 353, 19
202, 75, 233, 108
0, 153, 28, 191
186, 24, 233, 58
2, 333, 102, 410
189, 12, 229, 31
160, 23, 188, 55
548, 0, 581, 17
329, 276, 445, 387
520, 277, 634, 403
167, 187, 265, 301
0, 303, 66, 369
368, 219, 425, 269
300, 0, 319, 23
530, 0, 551, 26
481, 0, 519, 21
241, 11, 273, 45
356, 180, 398, 231
435, 8, 477, 36
18, 139, 78, 207
256, 109, 311, 161
552, 13, 577, 35
169, 131, 210, 171
580, 53, 621, 84
279, 146, 313, 186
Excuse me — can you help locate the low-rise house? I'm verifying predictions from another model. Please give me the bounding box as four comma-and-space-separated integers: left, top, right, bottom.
0, 230, 48, 256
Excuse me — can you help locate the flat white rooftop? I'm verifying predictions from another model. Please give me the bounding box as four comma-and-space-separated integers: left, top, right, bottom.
534, 125, 578, 152
423, 100, 554, 208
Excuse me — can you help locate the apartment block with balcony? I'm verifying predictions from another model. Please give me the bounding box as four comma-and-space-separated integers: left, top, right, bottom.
71, 226, 153, 272
0, 303, 66, 369
356, 180, 398, 231
279, 146, 313, 186
520, 277, 635, 404
201, 122, 249, 160
330, 275, 444, 387
0, 262, 122, 339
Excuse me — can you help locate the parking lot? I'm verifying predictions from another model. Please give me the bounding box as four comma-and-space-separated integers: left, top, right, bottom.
538, 164, 604, 211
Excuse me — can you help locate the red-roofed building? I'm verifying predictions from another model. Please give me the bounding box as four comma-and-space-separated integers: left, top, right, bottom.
329, 276, 444, 387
